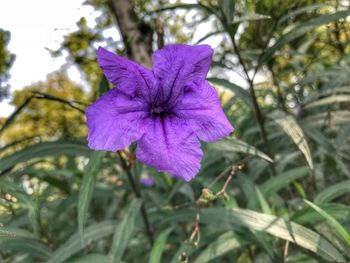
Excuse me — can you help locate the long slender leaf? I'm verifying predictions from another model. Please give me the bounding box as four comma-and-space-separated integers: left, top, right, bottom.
278, 4, 325, 25
78, 151, 105, 241
149, 228, 173, 263
68, 254, 108, 263
270, 112, 313, 169
210, 137, 273, 163
201, 208, 346, 262
163, 207, 346, 262
261, 166, 309, 197
0, 140, 91, 173
208, 77, 253, 108
48, 221, 116, 263
109, 199, 142, 263
315, 180, 350, 204
0, 239, 52, 260
304, 200, 350, 247
194, 231, 245, 263
304, 95, 350, 109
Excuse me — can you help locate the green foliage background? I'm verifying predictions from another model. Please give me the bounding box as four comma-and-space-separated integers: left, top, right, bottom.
1, 0, 350, 262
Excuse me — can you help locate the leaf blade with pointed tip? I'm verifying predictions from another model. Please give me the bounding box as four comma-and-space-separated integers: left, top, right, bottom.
210, 137, 273, 163
78, 150, 105, 241
149, 228, 173, 263
270, 112, 313, 169
304, 200, 350, 247
109, 199, 142, 263
48, 221, 116, 263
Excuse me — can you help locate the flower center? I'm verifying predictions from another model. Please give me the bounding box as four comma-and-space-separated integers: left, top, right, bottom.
150, 106, 173, 118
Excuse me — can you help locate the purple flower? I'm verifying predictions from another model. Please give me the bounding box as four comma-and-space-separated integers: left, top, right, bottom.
86, 44, 233, 181
140, 174, 154, 187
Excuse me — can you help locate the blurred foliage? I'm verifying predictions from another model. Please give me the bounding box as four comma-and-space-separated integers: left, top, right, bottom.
1, 0, 350, 263
0, 28, 15, 101
0, 72, 88, 149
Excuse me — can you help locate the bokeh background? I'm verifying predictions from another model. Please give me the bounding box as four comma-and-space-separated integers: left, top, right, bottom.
0, 0, 350, 262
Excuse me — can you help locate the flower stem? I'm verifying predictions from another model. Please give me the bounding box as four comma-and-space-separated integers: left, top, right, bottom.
118, 151, 154, 245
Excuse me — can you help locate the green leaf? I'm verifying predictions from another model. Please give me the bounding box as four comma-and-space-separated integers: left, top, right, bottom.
255, 186, 272, 214
149, 228, 173, 263
208, 77, 253, 109
210, 137, 273, 163
48, 221, 116, 263
278, 4, 325, 25
68, 254, 108, 263
0, 238, 52, 260
78, 151, 105, 242
0, 227, 35, 240
164, 207, 345, 262
292, 203, 350, 225
109, 199, 142, 263
304, 95, 350, 109
261, 166, 309, 197
194, 231, 245, 263
261, 10, 350, 62
270, 112, 313, 169
200, 208, 346, 262
315, 180, 350, 204
304, 200, 350, 247
219, 0, 235, 23
0, 140, 91, 174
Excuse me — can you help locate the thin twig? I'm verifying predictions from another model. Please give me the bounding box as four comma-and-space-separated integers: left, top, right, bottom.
189, 211, 201, 247
215, 174, 233, 198
283, 241, 290, 263
155, 17, 164, 49
231, 38, 275, 176
117, 151, 154, 245
32, 92, 85, 114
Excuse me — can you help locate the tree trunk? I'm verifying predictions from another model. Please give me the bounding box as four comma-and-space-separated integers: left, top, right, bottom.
108, 0, 153, 67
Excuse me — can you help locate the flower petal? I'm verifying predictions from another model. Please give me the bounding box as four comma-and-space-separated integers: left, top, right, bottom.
174, 79, 234, 142
136, 117, 203, 181
86, 88, 148, 152
153, 44, 213, 106
96, 47, 157, 100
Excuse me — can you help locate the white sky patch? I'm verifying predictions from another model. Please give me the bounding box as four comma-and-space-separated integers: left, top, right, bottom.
0, 0, 93, 117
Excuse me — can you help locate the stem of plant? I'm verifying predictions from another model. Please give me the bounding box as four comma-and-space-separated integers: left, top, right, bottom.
118, 151, 154, 245
231, 38, 276, 175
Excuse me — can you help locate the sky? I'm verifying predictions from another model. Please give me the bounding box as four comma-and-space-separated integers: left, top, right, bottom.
0, 0, 246, 118
0, 0, 93, 117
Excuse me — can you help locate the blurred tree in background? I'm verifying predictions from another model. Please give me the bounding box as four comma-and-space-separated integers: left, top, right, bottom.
1, 0, 350, 262
0, 28, 15, 101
